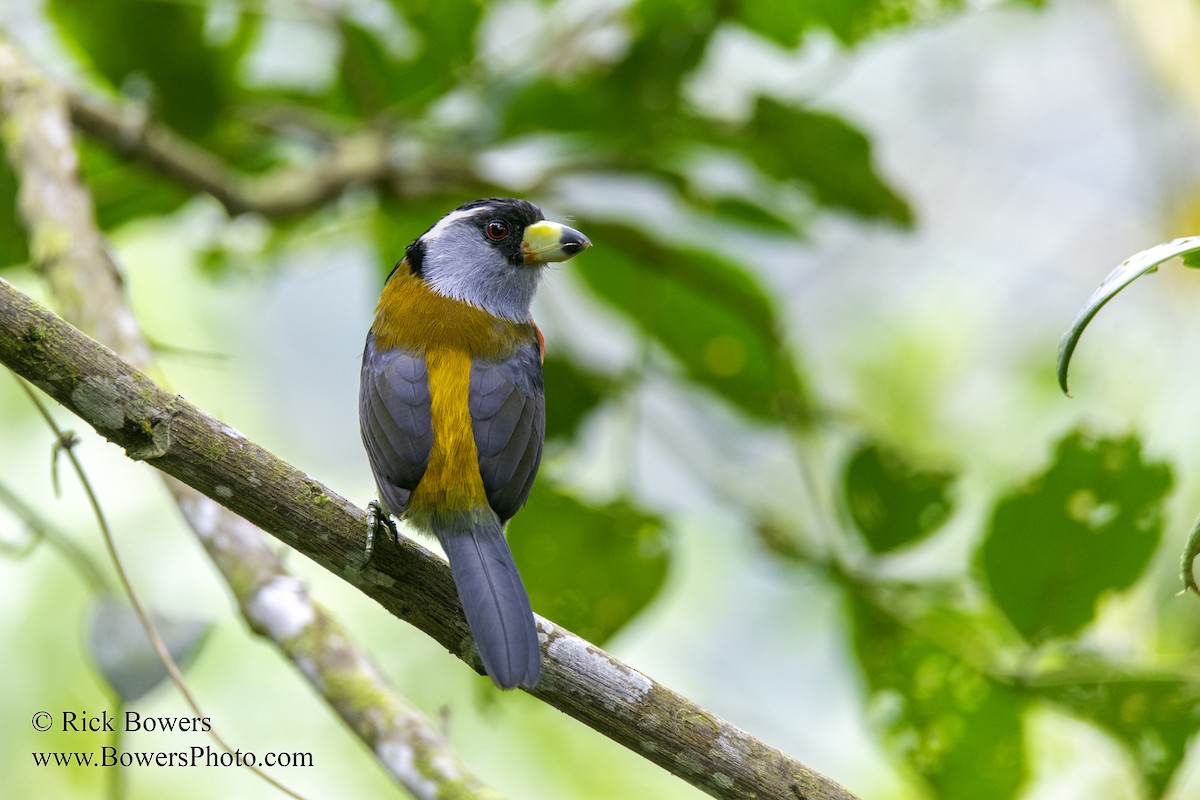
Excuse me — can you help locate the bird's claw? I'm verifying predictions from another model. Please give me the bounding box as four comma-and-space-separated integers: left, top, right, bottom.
363, 499, 399, 569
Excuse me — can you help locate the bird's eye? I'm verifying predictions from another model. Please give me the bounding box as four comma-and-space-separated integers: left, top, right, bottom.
485, 220, 509, 241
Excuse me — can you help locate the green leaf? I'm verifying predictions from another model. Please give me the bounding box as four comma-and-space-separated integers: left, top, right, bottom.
1037, 671, 1200, 796
1058, 236, 1200, 394
851, 593, 1027, 799
501, 0, 717, 143
616, 0, 718, 111
408, 3, 484, 79
508, 483, 668, 645
727, 0, 970, 46
726, 1, 820, 46
502, 79, 635, 140
337, 19, 405, 117
1181, 510, 1200, 595
704, 196, 798, 233
48, 0, 237, 138
675, 170, 808, 235
354, 0, 485, 117
87, 597, 210, 704
725, 99, 913, 225
0, 147, 29, 267
80, 141, 191, 231
575, 223, 811, 423
979, 431, 1172, 643
843, 442, 955, 554
542, 354, 615, 443
337, 9, 483, 118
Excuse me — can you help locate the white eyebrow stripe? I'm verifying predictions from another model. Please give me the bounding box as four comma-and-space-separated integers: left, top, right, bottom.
422, 206, 491, 243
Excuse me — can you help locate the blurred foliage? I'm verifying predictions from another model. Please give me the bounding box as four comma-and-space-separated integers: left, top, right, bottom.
852, 592, 1027, 800
576, 223, 811, 421
0, 154, 26, 266
851, 430, 1179, 797
82, 141, 192, 232
1, 0, 1196, 798
87, 597, 210, 704
336, 3, 485, 117
540, 353, 615, 443
47, 0, 238, 137
510, 483, 667, 645
1038, 671, 1200, 797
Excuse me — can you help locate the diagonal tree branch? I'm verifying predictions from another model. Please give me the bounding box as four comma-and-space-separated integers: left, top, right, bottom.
0, 275, 858, 800
0, 34, 502, 800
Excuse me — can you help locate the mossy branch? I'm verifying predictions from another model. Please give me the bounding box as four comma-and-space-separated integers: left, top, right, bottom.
0, 276, 857, 800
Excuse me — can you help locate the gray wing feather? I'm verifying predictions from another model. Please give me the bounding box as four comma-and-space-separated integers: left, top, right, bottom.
359, 332, 433, 515
470, 343, 544, 522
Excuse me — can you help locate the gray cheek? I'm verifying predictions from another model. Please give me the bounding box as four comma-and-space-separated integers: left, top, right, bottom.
424, 230, 492, 295
424, 233, 541, 321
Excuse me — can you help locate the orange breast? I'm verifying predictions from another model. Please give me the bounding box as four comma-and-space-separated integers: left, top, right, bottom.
372, 270, 535, 520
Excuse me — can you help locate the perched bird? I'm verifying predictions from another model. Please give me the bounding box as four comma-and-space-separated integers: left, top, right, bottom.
359, 198, 591, 689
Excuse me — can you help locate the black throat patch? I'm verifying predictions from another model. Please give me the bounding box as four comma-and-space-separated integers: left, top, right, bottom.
404, 237, 426, 278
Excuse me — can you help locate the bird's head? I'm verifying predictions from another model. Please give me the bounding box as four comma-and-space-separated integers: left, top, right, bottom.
403, 198, 591, 321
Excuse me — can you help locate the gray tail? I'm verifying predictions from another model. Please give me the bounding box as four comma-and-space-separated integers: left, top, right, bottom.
438, 518, 540, 689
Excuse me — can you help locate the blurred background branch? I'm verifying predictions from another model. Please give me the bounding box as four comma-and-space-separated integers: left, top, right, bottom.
67, 87, 407, 220
0, 478, 110, 592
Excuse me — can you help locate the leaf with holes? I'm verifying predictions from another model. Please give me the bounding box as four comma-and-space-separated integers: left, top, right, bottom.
979, 431, 1171, 642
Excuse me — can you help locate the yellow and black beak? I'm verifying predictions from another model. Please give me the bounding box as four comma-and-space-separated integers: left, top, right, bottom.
521, 220, 592, 265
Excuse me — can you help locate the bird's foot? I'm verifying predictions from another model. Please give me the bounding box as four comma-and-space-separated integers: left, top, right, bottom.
362, 500, 399, 569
